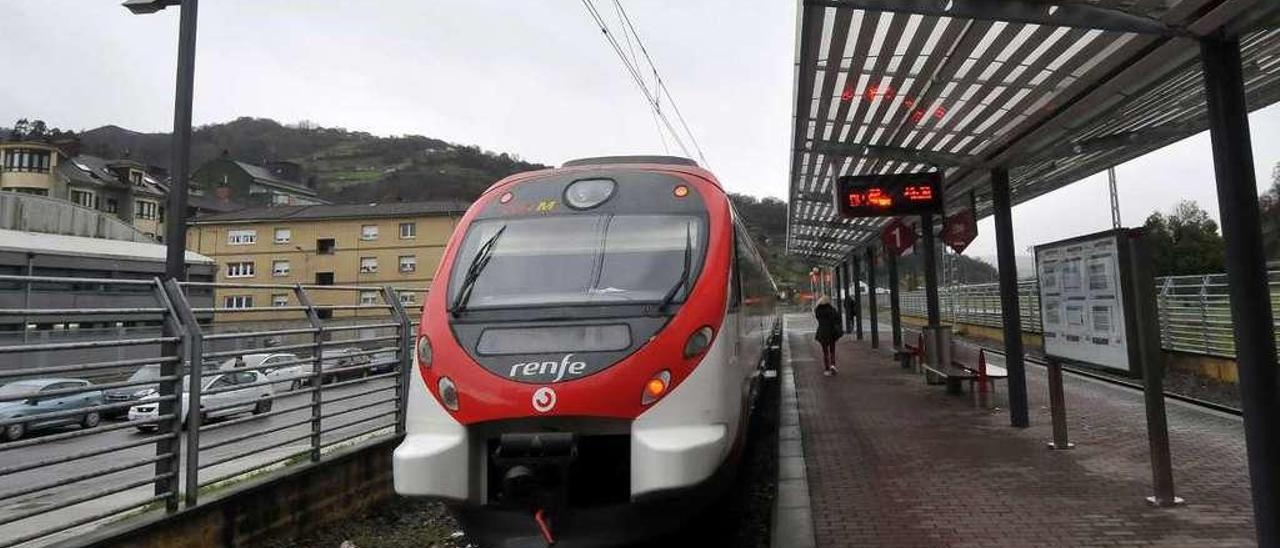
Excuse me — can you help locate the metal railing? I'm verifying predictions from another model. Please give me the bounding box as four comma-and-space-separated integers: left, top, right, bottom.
896, 270, 1280, 360
0, 275, 424, 547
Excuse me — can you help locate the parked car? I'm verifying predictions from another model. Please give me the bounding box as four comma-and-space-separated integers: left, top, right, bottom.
318, 347, 373, 383
368, 350, 401, 375
0, 378, 104, 442
218, 353, 307, 392
128, 370, 273, 432
102, 364, 164, 418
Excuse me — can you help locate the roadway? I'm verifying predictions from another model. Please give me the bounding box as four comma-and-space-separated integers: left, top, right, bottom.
0, 376, 399, 547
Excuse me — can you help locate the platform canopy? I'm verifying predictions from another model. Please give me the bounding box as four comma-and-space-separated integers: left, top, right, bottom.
787, 0, 1280, 264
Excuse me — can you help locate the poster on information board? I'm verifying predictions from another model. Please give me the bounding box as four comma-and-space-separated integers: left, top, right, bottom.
1034, 229, 1141, 376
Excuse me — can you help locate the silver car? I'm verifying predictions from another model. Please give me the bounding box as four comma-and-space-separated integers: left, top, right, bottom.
0, 378, 104, 441
219, 353, 307, 392
128, 370, 273, 431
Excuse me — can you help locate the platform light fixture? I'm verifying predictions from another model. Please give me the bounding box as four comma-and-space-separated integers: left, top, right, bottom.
122, 0, 181, 15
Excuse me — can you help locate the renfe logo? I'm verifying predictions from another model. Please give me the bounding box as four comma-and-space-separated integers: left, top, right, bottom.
510, 354, 587, 382
532, 387, 556, 413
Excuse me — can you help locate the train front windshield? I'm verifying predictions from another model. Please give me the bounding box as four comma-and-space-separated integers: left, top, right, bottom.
448, 214, 705, 310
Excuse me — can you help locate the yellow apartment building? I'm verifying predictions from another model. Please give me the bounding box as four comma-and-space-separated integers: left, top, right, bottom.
186, 201, 467, 321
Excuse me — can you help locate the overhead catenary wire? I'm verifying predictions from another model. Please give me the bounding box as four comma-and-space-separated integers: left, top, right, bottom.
610, 0, 669, 155
581, 0, 707, 165
609, 0, 708, 166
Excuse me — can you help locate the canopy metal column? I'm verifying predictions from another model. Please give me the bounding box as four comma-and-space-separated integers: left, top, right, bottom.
920, 214, 941, 327
886, 244, 902, 350
835, 264, 845, 319
866, 246, 879, 349
991, 167, 1030, 428
852, 255, 863, 339
1200, 37, 1280, 548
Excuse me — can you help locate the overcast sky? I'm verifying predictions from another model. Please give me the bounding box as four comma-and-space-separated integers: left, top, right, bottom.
3, 1, 1277, 260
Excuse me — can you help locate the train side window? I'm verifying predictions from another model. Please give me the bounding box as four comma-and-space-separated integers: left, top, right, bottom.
730, 224, 749, 311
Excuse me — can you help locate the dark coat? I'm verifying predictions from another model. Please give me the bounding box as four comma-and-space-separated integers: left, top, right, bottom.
814, 303, 842, 344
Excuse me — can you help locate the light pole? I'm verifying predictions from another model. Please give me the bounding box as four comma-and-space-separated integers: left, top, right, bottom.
124, 0, 198, 281
123, 0, 199, 513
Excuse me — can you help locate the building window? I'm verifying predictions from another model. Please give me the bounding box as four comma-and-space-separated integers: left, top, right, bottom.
359, 290, 381, 306
226, 261, 255, 278
317, 238, 335, 255
228, 229, 257, 245
104, 198, 118, 214
130, 171, 143, 186
361, 224, 379, 240
5, 187, 47, 196
271, 294, 289, 307
359, 257, 378, 273
223, 295, 254, 309
158, 206, 166, 223
272, 193, 291, 206
399, 292, 416, 304
272, 260, 290, 277
399, 222, 416, 239
399, 255, 417, 273
70, 189, 97, 209
135, 200, 160, 220
274, 228, 291, 244
2, 148, 52, 173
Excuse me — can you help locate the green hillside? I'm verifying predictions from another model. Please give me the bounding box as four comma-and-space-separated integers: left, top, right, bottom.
77, 117, 548, 202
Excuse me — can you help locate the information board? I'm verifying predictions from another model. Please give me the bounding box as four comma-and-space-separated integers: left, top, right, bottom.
834, 172, 943, 218
1034, 229, 1138, 374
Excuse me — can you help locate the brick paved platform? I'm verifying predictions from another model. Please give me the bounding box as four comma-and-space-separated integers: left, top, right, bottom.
783, 313, 1256, 547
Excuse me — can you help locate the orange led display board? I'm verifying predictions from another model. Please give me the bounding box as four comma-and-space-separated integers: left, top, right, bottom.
834, 172, 944, 218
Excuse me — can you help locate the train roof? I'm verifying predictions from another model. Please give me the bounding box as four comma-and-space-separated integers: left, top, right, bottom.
561, 156, 698, 168
0, 228, 214, 265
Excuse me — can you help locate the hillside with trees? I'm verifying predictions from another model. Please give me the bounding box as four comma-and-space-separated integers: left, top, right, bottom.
74, 117, 549, 203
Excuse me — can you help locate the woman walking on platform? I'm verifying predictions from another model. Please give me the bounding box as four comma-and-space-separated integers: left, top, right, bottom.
813, 295, 842, 375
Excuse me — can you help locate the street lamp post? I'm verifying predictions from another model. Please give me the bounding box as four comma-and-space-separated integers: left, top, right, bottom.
124, 0, 198, 281
123, 0, 199, 513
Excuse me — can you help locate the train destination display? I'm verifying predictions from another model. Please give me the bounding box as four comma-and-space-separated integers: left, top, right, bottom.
1034, 229, 1139, 374
834, 172, 943, 218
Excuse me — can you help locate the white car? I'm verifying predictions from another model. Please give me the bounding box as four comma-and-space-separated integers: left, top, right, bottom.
128, 370, 273, 431
219, 353, 308, 392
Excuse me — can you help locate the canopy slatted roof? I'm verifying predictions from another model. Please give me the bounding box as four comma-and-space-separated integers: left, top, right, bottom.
787, 0, 1280, 264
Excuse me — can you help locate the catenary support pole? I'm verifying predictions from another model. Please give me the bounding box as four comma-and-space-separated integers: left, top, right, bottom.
1201, 37, 1280, 547
991, 167, 1030, 428
852, 255, 864, 339
866, 246, 879, 349
887, 244, 903, 351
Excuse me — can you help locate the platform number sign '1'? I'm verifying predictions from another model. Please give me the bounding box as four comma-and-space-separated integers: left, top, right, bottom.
881, 218, 916, 256
835, 172, 944, 218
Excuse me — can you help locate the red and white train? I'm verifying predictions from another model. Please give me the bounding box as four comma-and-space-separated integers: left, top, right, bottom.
393, 156, 779, 547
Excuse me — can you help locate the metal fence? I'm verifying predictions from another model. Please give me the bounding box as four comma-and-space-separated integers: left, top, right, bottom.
897, 270, 1280, 360
0, 275, 423, 548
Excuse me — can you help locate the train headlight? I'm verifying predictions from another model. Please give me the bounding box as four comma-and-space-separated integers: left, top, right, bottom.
417, 334, 433, 368
683, 326, 714, 359
564, 178, 616, 209
641, 370, 671, 405
438, 377, 459, 411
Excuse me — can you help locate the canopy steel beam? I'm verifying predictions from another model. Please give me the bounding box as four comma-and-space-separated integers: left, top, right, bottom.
812, 140, 977, 168
806, 0, 1189, 37
791, 219, 879, 232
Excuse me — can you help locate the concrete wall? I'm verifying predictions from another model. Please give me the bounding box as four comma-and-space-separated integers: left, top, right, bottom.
79, 438, 400, 548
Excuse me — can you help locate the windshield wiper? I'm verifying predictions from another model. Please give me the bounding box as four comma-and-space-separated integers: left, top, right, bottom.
656, 224, 692, 315
450, 225, 507, 317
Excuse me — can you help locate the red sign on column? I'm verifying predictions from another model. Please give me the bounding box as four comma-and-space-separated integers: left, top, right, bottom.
881, 218, 916, 256
943, 210, 977, 253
